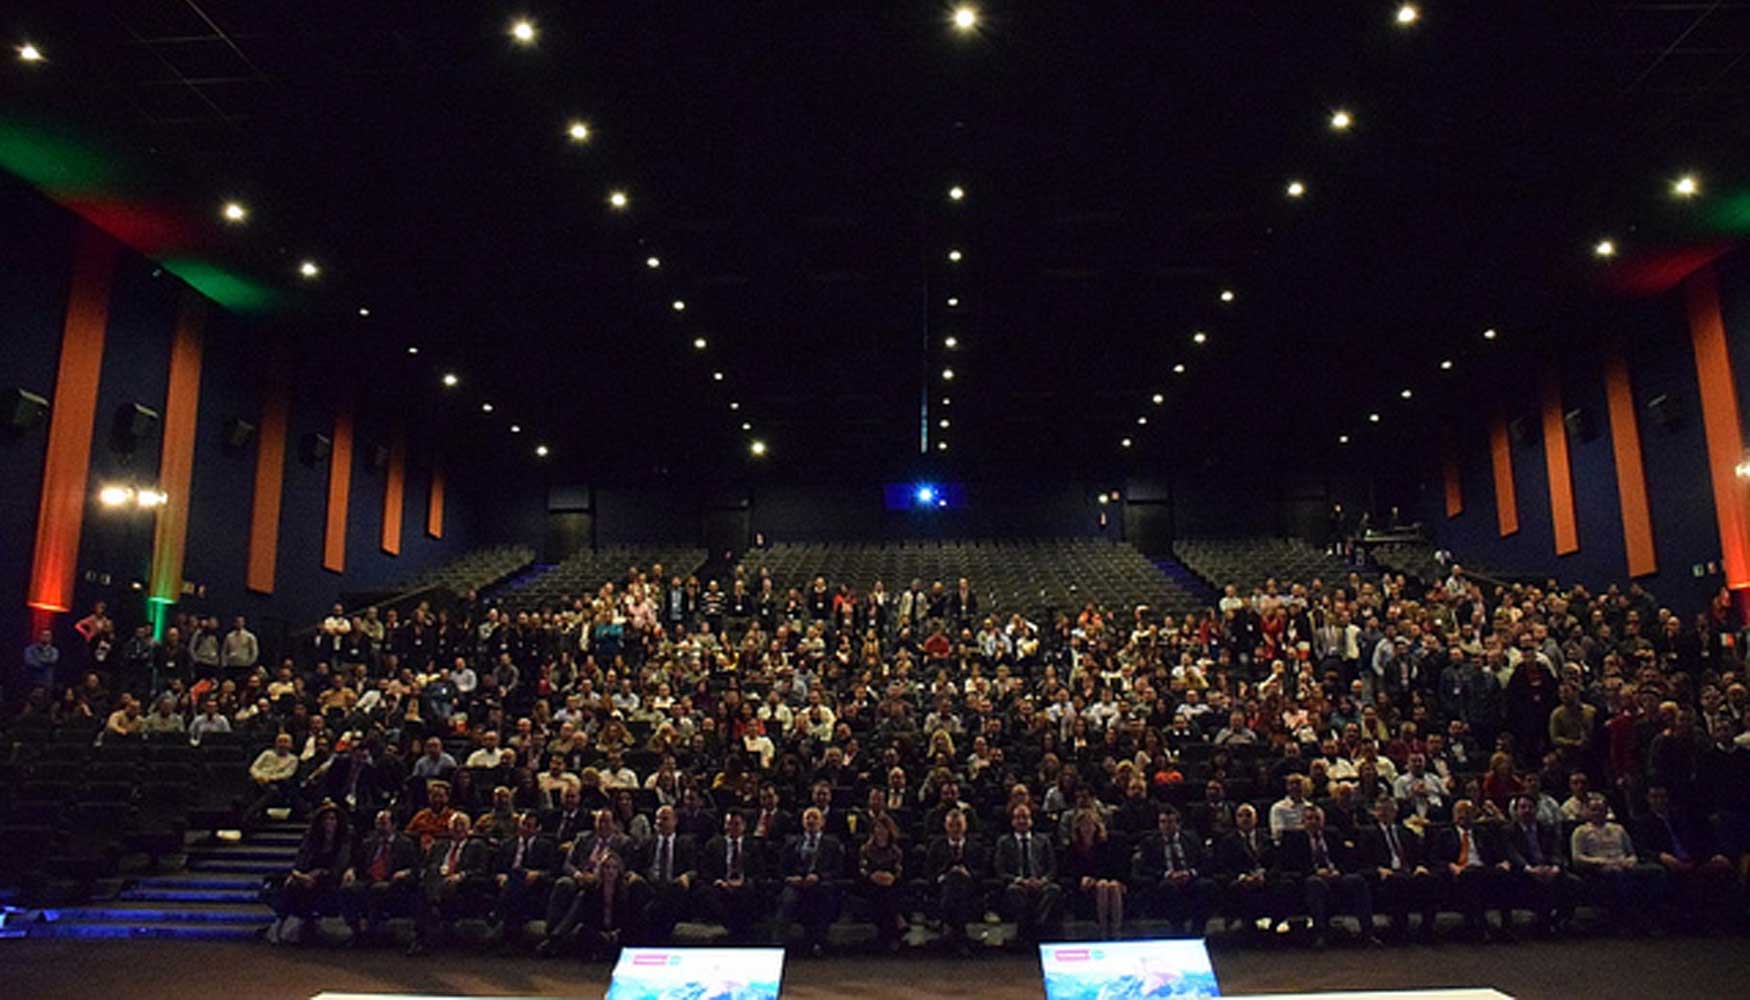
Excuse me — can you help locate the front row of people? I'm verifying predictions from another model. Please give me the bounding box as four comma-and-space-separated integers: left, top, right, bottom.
270, 789, 1720, 956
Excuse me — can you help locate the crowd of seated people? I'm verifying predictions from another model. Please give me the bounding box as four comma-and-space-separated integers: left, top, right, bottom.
15, 557, 1750, 960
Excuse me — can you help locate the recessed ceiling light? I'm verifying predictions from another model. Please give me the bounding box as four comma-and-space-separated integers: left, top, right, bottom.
297, 260, 321, 279
1593, 239, 1616, 258
407, 346, 419, 355
1172, 363, 1186, 374
1192, 331, 1208, 345
18, 43, 44, 63
939, 418, 950, 429
510, 424, 522, 433
1368, 412, 1381, 423
535, 444, 549, 458
645, 256, 661, 269
952, 6, 979, 31
481, 403, 494, 413
221, 201, 248, 223
1329, 109, 1353, 131
442, 373, 459, 387
608, 190, 629, 209
712, 371, 724, 381
941, 397, 951, 406
510, 19, 537, 44
946, 297, 960, 307
1400, 388, 1413, 399
1482, 328, 1498, 340
937, 441, 948, 451
672, 299, 686, 312
1440, 359, 1454, 370
693, 337, 708, 350
941, 368, 955, 381
1395, 4, 1419, 26
1137, 416, 1148, 425
948, 185, 965, 201
944, 335, 959, 349
741, 421, 752, 431
1286, 179, 1307, 198
750, 440, 768, 457
1152, 393, 1164, 405
729, 401, 740, 410
947, 249, 964, 263
1673, 174, 1700, 198
357, 307, 371, 317
1121, 438, 1133, 448
1219, 289, 1235, 303
1339, 434, 1351, 444
567, 120, 591, 143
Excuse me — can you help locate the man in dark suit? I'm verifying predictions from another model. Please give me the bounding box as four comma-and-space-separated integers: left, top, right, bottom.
1215, 803, 1282, 936
493, 811, 560, 944
340, 808, 420, 944
630, 804, 697, 943
538, 809, 632, 955
699, 810, 765, 942
409, 811, 493, 955
1277, 806, 1379, 948
1355, 795, 1440, 941
993, 803, 1062, 945
924, 807, 987, 954
326, 742, 386, 829
1132, 806, 1217, 937
1430, 799, 1511, 942
776, 806, 847, 956
1502, 794, 1579, 936
543, 786, 590, 848
1189, 778, 1238, 845
807, 781, 850, 839
749, 783, 795, 843
1635, 783, 1733, 931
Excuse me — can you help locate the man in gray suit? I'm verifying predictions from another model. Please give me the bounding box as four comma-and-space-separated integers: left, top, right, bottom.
994, 803, 1062, 945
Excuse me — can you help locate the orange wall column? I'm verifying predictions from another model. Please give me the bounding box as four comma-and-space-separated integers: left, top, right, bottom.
245, 376, 289, 594
1540, 370, 1579, 556
427, 459, 446, 539
1603, 347, 1657, 577
322, 401, 355, 573
1685, 266, 1750, 593
146, 292, 208, 612
381, 427, 406, 555
1489, 412, 1519, 537
28, 225, 118, 614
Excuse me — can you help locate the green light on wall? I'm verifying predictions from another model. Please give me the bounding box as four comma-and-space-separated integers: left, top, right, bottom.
145, 595, 174, 641
1702, 191, 1750, 236
0, 121, 127, 195
158, 258, 283, 312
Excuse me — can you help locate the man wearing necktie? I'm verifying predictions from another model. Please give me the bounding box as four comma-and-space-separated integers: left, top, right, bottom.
635, 805, 698, 943
700, 811, 762, 943
1359, 796, 1439, 942
1216, 804, 1282, 937
340, 809, 419, 944
1132, 807, 1216, 937
1503, 795, 1579, 937
1636, 783, 1732, 932
778, 807, 847, 956
493, 811, 558, 947
1280, 806, 1378, 948
410, 812, 487, 956
925, 809, 987, 955
996, 804, 1063, 946
1435, 799, 1509, 942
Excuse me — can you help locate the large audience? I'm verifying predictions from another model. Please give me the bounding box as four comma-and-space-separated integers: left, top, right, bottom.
13, 556, 1750, 959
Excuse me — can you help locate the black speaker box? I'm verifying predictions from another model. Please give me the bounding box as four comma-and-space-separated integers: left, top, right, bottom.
1646, 393, 1683, 431
1563, 407, 1598, 442
299, 432, 332, 465
5, 387, 49, 431
223, 418, 256, 450
371, 443, 390, 469
110, 402, 160, 453
1509, 415, 1537, 447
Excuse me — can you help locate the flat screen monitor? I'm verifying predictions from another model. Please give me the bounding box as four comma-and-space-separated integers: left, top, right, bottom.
1039, 939, 1221, 1000
605, 946, 786, 1000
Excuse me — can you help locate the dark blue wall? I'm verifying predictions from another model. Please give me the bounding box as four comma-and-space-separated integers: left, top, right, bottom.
1426, 267, 1742, 614
3, 180, 478, 670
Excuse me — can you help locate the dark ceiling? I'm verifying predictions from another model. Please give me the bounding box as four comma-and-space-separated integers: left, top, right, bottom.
6, 1, 1750, 483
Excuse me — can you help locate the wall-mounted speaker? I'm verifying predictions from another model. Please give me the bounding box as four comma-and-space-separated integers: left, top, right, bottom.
223, 418, 257, 451
1646, 393, 1683, 431
110, 402, 160, 453
371, 443, 390, 470
299, 432, 332, 465
1509, 415, 1538, 447
1563, 407, 1598, 442
5, 387, 49, 432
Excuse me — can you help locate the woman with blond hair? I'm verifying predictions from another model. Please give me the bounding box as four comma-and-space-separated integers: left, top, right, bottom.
1063, 808, 1126, 939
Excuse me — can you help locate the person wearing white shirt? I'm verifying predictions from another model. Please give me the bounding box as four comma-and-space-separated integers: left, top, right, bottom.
465, 731, 507, 769
449, 658, 478, 695
222, 616, 259, 670
1268, 774, 1313, 843
600, 749, 640, 789
1392, 753, 1448, 808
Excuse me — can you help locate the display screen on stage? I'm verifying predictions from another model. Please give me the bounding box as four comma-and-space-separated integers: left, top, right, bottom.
605, 947, 786, 1000
1039, 939, 1221, 1000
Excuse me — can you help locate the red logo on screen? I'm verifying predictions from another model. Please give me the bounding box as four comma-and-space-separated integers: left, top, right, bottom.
632, 953, 671, 965
1053, 949, 1092, 962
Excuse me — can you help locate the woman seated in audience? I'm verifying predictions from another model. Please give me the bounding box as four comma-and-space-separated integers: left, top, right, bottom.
270, 802, 351, 944
859, 815, 907, 952
1063, 808, 1126, 939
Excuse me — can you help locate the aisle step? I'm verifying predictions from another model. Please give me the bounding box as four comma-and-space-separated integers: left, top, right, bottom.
27, 920, 262, 941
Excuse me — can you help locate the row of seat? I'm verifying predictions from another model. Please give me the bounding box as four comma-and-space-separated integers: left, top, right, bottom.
1174, 537, 1359, 595
503, 547, 707, 607
394, 544, 536, 596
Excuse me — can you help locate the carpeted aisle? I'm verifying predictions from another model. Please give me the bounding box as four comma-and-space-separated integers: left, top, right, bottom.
4, 936, 1748, 1000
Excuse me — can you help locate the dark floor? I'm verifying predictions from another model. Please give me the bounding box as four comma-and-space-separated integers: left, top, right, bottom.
6, 935, 1748, 1000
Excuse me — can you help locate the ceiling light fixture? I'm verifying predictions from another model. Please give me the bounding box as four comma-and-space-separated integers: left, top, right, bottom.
952, 6, 979, 31
942, 397, 951, 406
1673, 174, 1700, 199
1339, 434, 1351, 444
535, 444, 549, 458
939, 418, 950, 429
1286, 179, 1307, 198
482, 403, 494, 413
941, 367, 955, 380
1482, 328, 1498, 340
567, 120, 591, 143
1220, 289, 1235, 303
948, 185, 965, 201
672, 299, 686, 311
729, 401, 740, 410
944, 335, 959, 349
937, 441, 948, 451
741, 422, 752, 431
645, 256, 661, 269
98, 485, 134, 507
442, 373, 459, 387
407, 346, 419, 355
750, 440, 768, 457
18, 42, 44, 63
1593, 238, 1617, 258
1400, 388, 1413, 399
1121, 438, 1133, 449
712, 371, 724, 381
357, 307, 371, 317
510, 424, 522, 433
947, 249, 964, 263
1152, 393, 1164, 405
1329, 109, 1353, 131
510, 19, 537, 44
693, 336, 708, 350
1137, 416, 1148, 425
1192, 331, 1208, 345
1395, 4, 1420, 26
221, 201, 248, 224
946, 297, 960, 307
297, 260, 321, 279
1368, 412, 1381, 423
608, 190, 629, 210
1440, 359, 1454, 370
1172, 363, 1186, 374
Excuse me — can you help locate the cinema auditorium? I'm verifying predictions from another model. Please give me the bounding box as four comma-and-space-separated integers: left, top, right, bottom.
5, 4, 1750, 999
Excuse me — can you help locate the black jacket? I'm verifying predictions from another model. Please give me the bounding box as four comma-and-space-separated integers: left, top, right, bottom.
1133, 829, 1208, 880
